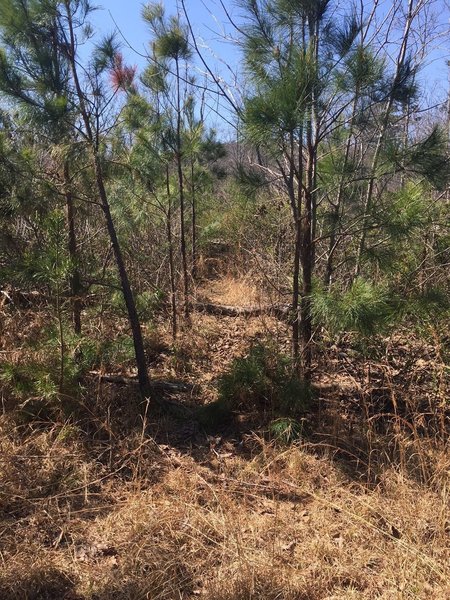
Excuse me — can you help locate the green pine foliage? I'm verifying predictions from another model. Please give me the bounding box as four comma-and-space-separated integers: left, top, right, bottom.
0, 0, 448, 427
269, 417, 304, 444
197, 342, 311, 431
312, 280, 394, 336
408, 126, 450, 190
217, 344, 309, 411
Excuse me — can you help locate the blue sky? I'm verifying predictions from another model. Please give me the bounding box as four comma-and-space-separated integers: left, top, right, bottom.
88, 0, 450, 134
90, 1, 239, 71
90, 0, 450, 74
89, 1, 240, 133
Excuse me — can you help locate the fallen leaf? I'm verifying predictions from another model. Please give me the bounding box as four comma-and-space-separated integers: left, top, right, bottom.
281, 540, 297, 552
74, 542, 117, 562
391, 525, 401, 539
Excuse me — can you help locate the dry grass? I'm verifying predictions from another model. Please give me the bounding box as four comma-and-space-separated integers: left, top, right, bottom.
1, 278, 449, 599
199, 274, 263, 307
0, 413, 448, 599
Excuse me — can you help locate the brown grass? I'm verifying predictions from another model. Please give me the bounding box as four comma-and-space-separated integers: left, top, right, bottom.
0, 278, 448, 600
0, 413, 448, 600
198, 274, 263, 307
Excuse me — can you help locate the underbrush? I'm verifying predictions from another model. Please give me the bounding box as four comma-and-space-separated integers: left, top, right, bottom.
197, 343, 311, 435
0, 302, 448, 599
0, 306, 163, 422
0, 411, 448, 600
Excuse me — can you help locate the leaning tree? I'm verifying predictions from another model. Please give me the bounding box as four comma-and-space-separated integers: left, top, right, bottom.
0, 0, 152, 396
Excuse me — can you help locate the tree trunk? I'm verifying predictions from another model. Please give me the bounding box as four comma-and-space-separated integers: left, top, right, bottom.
94, 158, 151, 395
64, 1, 150, 397
166, 165, 178, 339
299, 16, 319, 382
292, 214, 301, 367
175, 58, 190, 320
324, 91, 360, 289
193, 301, 290, 319
191, 158, 197, 281
354, 0, 416, 278
64, 160, 82, 335
291, 127, 303, 372
300, 185, 313, 381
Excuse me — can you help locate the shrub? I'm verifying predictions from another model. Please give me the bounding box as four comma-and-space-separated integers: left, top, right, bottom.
269, 417, 304, 444
110, 289, 165, 321
312, 279, 394, 336
197, 343, 311, 431
0, 361, 61, 421
217, 344, 271, 410
218, 343, 310, 414
196, 399, 233, 431
97, 335, 136, 369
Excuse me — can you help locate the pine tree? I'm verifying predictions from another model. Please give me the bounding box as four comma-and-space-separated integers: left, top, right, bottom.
59, 0, 151, 396
237, 0, 449, 380
0, 0, 152, 397
0, 0, 83, 334
240, 0, 360, 377
143, 3, 193, 320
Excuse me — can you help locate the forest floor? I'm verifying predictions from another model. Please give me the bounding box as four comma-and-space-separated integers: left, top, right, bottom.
0, 274, 449, 599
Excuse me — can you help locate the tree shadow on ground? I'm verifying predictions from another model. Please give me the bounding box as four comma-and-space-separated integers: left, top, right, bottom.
0, 566, 81, 600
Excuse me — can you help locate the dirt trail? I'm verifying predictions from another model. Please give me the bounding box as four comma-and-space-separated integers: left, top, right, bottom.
165, 275, 290, 389
1, 276, 448, 599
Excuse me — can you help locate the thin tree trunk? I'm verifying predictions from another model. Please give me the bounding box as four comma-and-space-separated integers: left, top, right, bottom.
324, 1, 380, 286
191, 158, 197, 281
94, 159, 150, 395
300, 182, 314, 381
166, 165, 178, 339
56, 266, 65, 394
64, 1, 150, 396
299, 15, 319, 382
354, 0, 416, 277
324, 91, 359, 289
292, 128, 303, 371
64, 160, 82, 335
175, 58, 190, 319
292, 212, 302, 366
